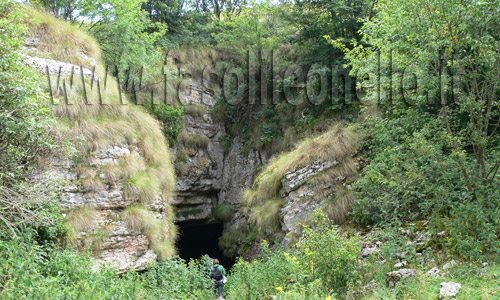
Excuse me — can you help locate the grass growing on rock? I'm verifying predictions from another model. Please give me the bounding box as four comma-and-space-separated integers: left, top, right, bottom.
242, 124, 359, 238
24, 9, 177, 259
65, 206, 97, 246
79, 177, 105, 192
324, 187, 356, 224
213, 202, 234, 221
185, 104, 207, 117
124, 172, 161, 203
250, 198, 284, 235
178, 130, 211, 150
123, 204, 177, 259
24, 7, 101, 68
244, 124, 358, 207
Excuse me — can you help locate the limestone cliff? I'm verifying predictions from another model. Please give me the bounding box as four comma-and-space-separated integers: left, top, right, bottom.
232, 125, 361, 255
25, 9, 361, 268
171, 70, 361, 258
25, 9, 176, 272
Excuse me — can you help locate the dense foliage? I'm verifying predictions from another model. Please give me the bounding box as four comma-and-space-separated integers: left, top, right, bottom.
227, 211, 360, 300
343, 0, 500, 260
0, 236, 214, 300
0, 0, 66, 238
146, 104, 185, 145
2, 0, 500, 298
0, 1, 58, 184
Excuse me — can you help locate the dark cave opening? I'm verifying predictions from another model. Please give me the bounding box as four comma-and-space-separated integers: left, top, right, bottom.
176, 222, 235, 270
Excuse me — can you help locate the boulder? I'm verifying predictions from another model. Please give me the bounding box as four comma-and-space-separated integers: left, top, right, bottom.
385, 269, 416, 287
426, 267, 444, 278
439, 282, 462, 299
362, 246, 380, 258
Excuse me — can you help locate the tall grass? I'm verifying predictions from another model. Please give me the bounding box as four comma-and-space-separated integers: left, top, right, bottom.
123, 205, 177, 260
25, 7, 100, 68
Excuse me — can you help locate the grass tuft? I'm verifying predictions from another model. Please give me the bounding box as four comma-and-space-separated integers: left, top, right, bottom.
178, 131, 211, 150
250, 199, 284, 234
324, 187, 355, 224
124, 172, 160, 204
65, 206, 97, 246
214, 202, 234, 221
185, 104, 207, 117
150, 240, 177, 261
123, 204, 177, 260
79, 177, 105, 192
24, 7, 101, 68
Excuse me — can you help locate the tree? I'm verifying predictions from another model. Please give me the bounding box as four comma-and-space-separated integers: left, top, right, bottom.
212, 2, 289, 58
344, 0, 500, 202
287, 0, 372, 65
35, 0, 81, 21
80, 0, 166, 68
192, 0, 246, 19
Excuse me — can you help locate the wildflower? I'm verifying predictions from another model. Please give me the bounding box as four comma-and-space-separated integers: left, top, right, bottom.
275, 286, 284, 292
326, 296, 332, 300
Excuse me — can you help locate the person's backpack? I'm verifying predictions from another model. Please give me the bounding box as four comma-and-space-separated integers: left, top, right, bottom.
211, 266, 223, 281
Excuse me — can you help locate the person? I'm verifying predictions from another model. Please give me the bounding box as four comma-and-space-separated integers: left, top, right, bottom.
209, 258, 226, 299
203, 254, 213, 276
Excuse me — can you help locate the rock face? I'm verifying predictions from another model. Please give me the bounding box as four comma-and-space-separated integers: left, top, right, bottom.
42, 145, 165, 273
26, 27, 175, 272
173, 78, 265, 226
174, 78, 226, 223
280, 161, 338, 197
220, 137, 267, 229
23, 55, 99, 80
279, 159, 358, 246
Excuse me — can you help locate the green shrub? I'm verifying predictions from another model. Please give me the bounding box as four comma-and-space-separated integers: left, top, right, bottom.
444, 197, 500, 261
226, 211, 360, 300
214, 202, 234, 221
352, 112, 463, 225
296, 211, 360, 292
0, 1, 60, 184
353, 112, 500, 260
147, 104, 185, 145
0, 236, 144, 299
0, 233, 217, 299
142, 257, 213, 300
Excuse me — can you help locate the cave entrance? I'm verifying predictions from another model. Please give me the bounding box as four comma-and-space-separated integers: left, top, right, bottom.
176, 222, 235, 269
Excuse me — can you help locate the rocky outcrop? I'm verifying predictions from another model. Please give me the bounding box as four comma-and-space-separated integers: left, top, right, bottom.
42, 145, 166, 273
279, 161, 338, 197
173, 78, 226, 223
279, 158, 358, 246
173, 78, 266, 227
385, 269, 416, 287
25, 17, 176, 272
23, 55, 99, 80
